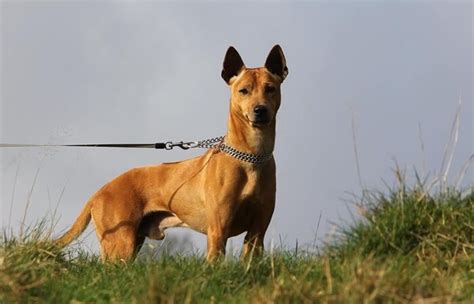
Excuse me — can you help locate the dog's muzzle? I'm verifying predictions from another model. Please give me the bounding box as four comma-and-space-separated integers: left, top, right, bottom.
252, 105, 270, 124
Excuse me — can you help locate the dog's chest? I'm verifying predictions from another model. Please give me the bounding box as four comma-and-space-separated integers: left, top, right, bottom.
240, 168, 265, 202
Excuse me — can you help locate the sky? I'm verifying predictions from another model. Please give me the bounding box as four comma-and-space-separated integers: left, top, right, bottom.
1, 1, 472, 255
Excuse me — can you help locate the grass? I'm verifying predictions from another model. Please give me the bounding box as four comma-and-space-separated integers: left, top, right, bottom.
1, 180, 473, 303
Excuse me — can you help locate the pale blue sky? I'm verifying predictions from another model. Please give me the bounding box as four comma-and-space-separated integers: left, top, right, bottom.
1, 1, 472, 253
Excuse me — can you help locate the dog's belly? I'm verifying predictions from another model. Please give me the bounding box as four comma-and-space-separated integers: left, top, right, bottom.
157, 202, 209, 235
176, 211, 208, 234
169, 202, 255, 237
142, 200, 261, 240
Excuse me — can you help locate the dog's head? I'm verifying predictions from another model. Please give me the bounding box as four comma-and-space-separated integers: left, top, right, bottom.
222, 45, 288, 128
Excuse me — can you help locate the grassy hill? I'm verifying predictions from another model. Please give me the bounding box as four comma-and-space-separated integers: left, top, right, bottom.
1, 182, 473, 303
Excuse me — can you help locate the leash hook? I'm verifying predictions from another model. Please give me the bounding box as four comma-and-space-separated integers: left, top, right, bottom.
164, 141, 176, 150
181, 141, 199, 149
164, 141, 199, 150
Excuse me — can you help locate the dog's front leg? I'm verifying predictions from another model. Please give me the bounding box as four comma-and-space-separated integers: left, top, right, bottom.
206, 204, 234, 262
241, 196, 275, 260
242, 230, 264, 259
206, 225, 228, 262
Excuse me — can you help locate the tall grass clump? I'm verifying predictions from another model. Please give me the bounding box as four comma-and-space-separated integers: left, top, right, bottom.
332, 182, 473, 260
319, 174, 473, 302
0, 219, 66, 302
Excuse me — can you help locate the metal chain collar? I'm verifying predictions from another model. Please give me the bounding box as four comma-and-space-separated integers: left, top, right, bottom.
195, 136, 273, 164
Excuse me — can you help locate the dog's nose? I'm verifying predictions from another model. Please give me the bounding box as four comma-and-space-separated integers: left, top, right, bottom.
253, 105, 268, 116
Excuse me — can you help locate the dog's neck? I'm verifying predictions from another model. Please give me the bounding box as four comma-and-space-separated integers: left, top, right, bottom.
225, 111, 275, 156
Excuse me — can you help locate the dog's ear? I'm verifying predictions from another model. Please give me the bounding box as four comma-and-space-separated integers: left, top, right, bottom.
222, 46, 246, 84
265, 45, 288, 82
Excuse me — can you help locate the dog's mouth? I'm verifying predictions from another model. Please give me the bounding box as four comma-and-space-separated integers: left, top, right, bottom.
247, 115, 272, 127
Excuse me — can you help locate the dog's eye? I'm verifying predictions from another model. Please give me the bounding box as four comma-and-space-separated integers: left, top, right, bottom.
239, 88, 249, 95
265, 85, 276, 94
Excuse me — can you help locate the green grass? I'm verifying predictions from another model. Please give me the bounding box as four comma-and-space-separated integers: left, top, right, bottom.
1, 184, 473, 303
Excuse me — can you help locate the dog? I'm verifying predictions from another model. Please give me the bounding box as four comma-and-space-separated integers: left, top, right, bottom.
56, 45, 288, 262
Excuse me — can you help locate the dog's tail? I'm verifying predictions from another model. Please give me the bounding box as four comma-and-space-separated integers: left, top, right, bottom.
55, 200, 93, 247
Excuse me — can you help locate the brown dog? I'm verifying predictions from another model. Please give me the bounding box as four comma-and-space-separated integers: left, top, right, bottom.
56, 45, 288, 262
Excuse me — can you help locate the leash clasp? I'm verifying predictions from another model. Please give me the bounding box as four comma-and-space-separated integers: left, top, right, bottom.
164, 141, 199, 150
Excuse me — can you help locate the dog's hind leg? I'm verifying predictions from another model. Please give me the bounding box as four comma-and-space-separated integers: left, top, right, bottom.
100, 224, 140, 262
94, 213, 141, 262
